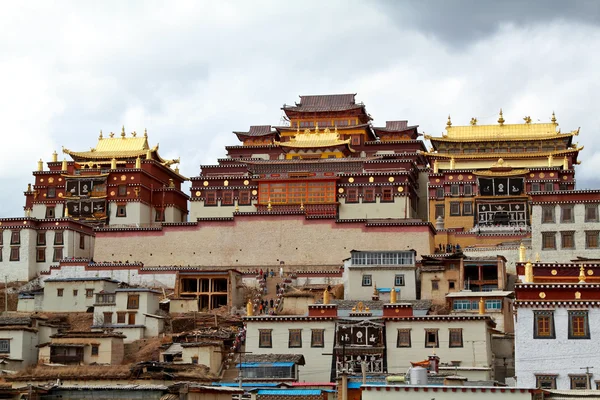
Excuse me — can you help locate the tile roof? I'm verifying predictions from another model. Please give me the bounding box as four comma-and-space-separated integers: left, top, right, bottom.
243, 354, 305, 365
373, 121, 419, 132
283, 94, 363, 112
233, 125, 275, 137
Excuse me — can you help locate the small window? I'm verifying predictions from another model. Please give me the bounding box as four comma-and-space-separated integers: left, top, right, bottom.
239, 191, 251, 205
448, 281, 456, 290
561, 231, 575, 249
449, 328, 463, 348
0, 230, 3, 246
535, 375, 557, 389
485, 299, 502, 310
585, 204, 599, 222
9, 247, 19, 262
435, 205, 445, 219
570, 375, 589, 390
544, 182, 554, 191
435, 187, 444, 199
117, 312, 126, 324
463, 202, 473, 215
311, 329, 324, 348
127, 295, 140, 309
116, 205, 127, 217
346, 188, 359, 203
586, 231, 599, 249
561, 205, 574, 223
45, 207, 55, 218
37, 232, 46, 246
91, 344, 99, 356
397, 329, 411, 348
534, 310, 555, 339
463, 184, 473, 196
381, 188, 393, 202
47, 186, 56, 198
103, 312, 113, 325
364, 188, 375, 203
542, 232, 556, 250
79, 235, 85, 250
568, 310, 590, 339
36, 248, 46, 263
57, 288, 64, 297
450, 185, 459, 196
0, 340, 10, 354
52, 247, 63, 262
425, 329, 439, 348
288, 329, 302, 348
54, 231, 64, 245
259, 329, 272, 348
351, 136, 361, 146
531, 182, 540, 192
449, 202, 460, 216
394, 274, 405, 286
118, 185, 127, 197
542, 206, 555, 223
362, 275, 372, 286
73, 290, 78, 296
431, 281, 439, 291
191, 356, 198, 364
10, 231, 20, 245
86, 289, 94, 298
222, 191, 234, 205
205, 192, 217, 206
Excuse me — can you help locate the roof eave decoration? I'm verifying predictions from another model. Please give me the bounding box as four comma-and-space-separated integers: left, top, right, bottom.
422, 146, 583, 160
275, 126, 353, 151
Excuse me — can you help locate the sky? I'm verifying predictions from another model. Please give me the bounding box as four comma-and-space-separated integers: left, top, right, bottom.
1, 0, 600, 217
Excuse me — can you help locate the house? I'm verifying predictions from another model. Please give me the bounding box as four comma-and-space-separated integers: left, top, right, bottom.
238, 354, 306, 381
38, 331, 125, 365
173, 269, 244, 312
41, 277, 119, 312
361, 385, 538, 400
446, 290, 514, 333
0, 316, 42, 371
160, 341, 223, 373
515, 260, 600, 389
343, 250, 418, 301
92, 287, 164, 342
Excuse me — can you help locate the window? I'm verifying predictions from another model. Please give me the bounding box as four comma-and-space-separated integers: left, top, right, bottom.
45, 207, 55, 218
205, 191, 217, 206
73, 290, 78, 296
531, 182, 540, 192
431, 280, 439, 291
57, 288, 64, 297
397, 329, 411, 347
346, 188, 358, 203
381, 188, 393, 202
86, 289, 94, 298
544, 182, 554, 191
36, 248, 45, 263
425, 329, 439, 347
0, 230, 3, 246
117, 312, 126, 324
362, 275, 372, 286
463, 184, 473, 196
448, 281, 456, 290
450, 202, 460, 216
394, 274, 405, 286
155, 209, 165, 222
561, 205, 574, 223
435, 187, 444, 199
0, 340, 9, 354
53, 247, 63, 262
9, 247, 19, 262
570, 375, 589, 390
568, 310, 590, 339
450, 185, 459, 196
259, 329, 272, 348
288, 329, 302, 348
222, 191, 234, 205
54, 231, 64, 245
127, 295, 140, 309
542, 206, 555, 223
485, 300, 502, 310
116, 205, 127, 217
47, 186, 56, 198
351, 136, 361, 146
463, 202, 473, 215
91, 344, 99, 356
191, 356, 198, 364
586, 231, 599, 249
449, 329, 463, 348
364, 188, 375, 203
79, 235, 85, 250
311, 329, 324, 348
118, 185, 127, 196
37, 232, 46, 246
585, 204, 599, 222
103, 312, 113, 325
435, 205, 445, 219
533, 310, 555, 339
239, 191, 251, 205
535, 375, 557, 389
561, 231, 575, 249
10, 231, 20, 245
542, 232, 556, 250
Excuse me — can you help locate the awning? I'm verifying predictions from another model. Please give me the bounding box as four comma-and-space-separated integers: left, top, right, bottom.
49, 343, 86, 347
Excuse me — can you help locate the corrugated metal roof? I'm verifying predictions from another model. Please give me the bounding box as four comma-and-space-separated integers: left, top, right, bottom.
257, 389, 322, 396
57, 384, 168, 390
236, 362, 295, 368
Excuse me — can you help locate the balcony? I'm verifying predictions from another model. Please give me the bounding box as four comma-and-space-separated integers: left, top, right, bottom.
94, 294, 116, 305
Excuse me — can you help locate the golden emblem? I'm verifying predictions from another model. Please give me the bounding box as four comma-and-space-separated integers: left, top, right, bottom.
468, 175, 473, 179
58, 193, 63, 198
588, 269, 594, 276
539, 292, 546, 299
348, 177, 355, 183
550, 173, 555, 177
435, 179, 440, 183
458, 175, 463, 180
251, 190, 257, 195
224, 180, 229, 186
397, 187, 404, 192
110, 191, 115, 196
120, 175, 126, 181
388, 177, 395, 182
563, 176, 568, 180
575, 291, 582, 299
448, 176, 453, 180
551, 270, 557, 275
338, 188, 344, 194
369, 177, 374, 183
539, 173, 545, 178
203, 181, 209, 187
195, 191, 201, 197
244, 180, 249, 186
48, 177, 54, 183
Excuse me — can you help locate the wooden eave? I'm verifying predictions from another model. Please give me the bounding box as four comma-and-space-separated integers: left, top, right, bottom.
423, 147, 583, 160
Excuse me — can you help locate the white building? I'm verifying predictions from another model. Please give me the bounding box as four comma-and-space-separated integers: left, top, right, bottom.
343, 250, 418, 301
361, 385, 537, 400
40, 277, 119, 312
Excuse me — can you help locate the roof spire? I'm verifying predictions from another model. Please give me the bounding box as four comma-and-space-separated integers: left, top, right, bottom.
523, 116, 532, 124
132, 131, 137, 137
498, 109, 505, 126
121, 126, 126, 137
446, 115, 452, 128
144, 128, 148, 138
551, 111, 557, 125
470, 117, 477, 126
99, 130, 103, 140
579, 265, 587, 283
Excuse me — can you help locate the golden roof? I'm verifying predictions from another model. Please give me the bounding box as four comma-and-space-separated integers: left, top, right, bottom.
423, 146, 583, 160
276, 126, 353, 150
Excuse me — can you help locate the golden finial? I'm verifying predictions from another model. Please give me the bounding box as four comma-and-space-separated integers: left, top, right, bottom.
390, 287, 397, 304
52, 150, 58, 162
300, 201, 304, 211
246, 300, 254, 316
61, 158, 67, 171
469, 117, 477, 126
479, 297, 485, 315
132, 131, 137, 137
498, 109, 505, 126
523, 116, 532, 124
235, 202, 239, 212
37, 159, 43, 172
267, 198, 272, 211
27, 183, 31, 192
109, 132, 115, 138
315, 123, 319, 134
26, 208, 31, 217
535, 252, 540, 262
373, 284, 378, 296
144, 128, 148, 138
135, 156, 141, 169
111, 158, 117, 169
334, 124, 338, 135
519, 243, 526, 263
296, 123, 300, 134
175, 166, 180, 174
551, 111, 557, 125
121, 126, 126, 137
323, 288, 330, 305
525, 261, 533, 283
579, 265, 587, 283
168, 178, 175, 188
99, 130, 103, 139
446, 115, 452, 128
563, 156, 568, 170
450, 157, 455, 170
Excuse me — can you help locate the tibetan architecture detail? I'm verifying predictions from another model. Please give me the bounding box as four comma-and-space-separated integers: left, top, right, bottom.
25, 128, 189, 227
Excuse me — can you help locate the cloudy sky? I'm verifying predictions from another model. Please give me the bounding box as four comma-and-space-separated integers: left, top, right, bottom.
1, 0, 600, 217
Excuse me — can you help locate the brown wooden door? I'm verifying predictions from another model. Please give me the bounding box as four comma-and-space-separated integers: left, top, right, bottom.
128, 312, 136, 325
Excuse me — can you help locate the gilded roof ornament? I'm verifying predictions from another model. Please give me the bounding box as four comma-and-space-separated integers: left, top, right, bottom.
121, 126, 126, 138
523, 116, 532, 124
132, 131, 137, 137
99, 130, 103, 140
446, 115, 452, 128
579, 265, 587, 283
498, 109, 505, 126
144, 128, 148, 138
551, 111, 557, 125
314, 123, 319, 134
109, 132, 115, 138
470, 117, 477, 126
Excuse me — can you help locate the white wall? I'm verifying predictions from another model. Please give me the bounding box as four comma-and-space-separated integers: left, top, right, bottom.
40, 264, 177, 287
108, 201, 151, 226
361, 386, 533, 400
0, 329, 38, 370
42, 280, 119, 312
338, 197, 414, 220
344, 266, 417, 301
189, 200, 254, 220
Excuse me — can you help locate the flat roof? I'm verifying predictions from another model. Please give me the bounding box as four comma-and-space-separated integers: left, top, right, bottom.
446, 291, 513, 298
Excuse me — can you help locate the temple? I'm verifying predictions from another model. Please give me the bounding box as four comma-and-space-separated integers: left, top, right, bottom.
423, 111, 581, 239
191, 94, 429, 221
24, 128, 188, 226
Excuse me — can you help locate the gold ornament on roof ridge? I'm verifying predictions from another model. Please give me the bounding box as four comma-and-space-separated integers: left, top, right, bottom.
551, 111, 557, 125
99, 130, 103, 139
121, 126, 126, 137
524, 116, 532, 124
498, 109, 505, 126
446, 115, 452, 128
470, 117, 477, 126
